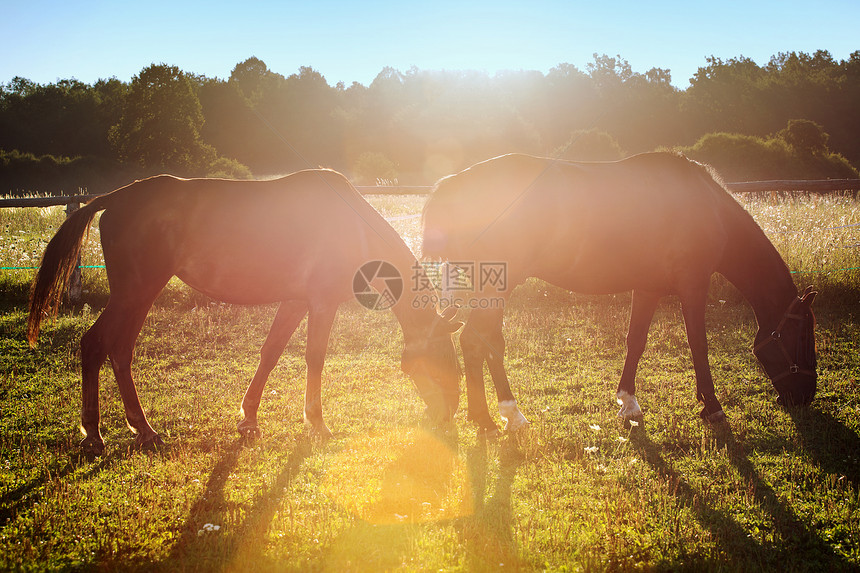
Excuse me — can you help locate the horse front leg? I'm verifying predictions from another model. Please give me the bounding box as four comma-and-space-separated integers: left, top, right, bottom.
303, 303, 337, 439
459, 314, 496, 432
488, 360, 529, 432
462, 308, 528, 433
616, 290, 661, 420
239, 300, 308, 437
484, 311, 529, 432
680, 288, 726, 423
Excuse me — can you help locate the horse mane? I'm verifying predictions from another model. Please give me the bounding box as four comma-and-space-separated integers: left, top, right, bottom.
679, 154, 796, 291
682, 154, 769, 234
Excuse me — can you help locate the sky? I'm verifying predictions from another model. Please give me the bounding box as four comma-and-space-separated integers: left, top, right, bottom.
2, 0, 858, 90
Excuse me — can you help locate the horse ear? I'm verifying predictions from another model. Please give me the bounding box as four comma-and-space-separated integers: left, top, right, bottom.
439, 305, 463, 332
801, 285, 817, 306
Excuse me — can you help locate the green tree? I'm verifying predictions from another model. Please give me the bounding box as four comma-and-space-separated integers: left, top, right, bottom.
109, 64, 215, 175
677, 121, 858, 181
538, 63, 598, 151
351, 151, 398, 185
198, 77, 265, 173
0, 77, 121, 159
585, 54, 682, 154
682, 55, 771, 137
229, 56, 278, 103
554, 129, 624, 161
277, 66, 342, 169
778, 119, 829, 154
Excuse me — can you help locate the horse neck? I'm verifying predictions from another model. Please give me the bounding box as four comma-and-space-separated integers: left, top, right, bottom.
716, 212, 798, 333
390, 267, 440, 343
364, 233, 436, 342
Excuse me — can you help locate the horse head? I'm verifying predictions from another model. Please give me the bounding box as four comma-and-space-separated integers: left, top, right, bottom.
753, 286, 818, 406
401, 306, 463, 422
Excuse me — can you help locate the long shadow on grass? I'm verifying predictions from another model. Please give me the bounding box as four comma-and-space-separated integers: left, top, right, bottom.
713, 425, 852, 570
788, 405, 860, 487
153, 436, 312, 571
0, 443, 122, 533
458, 434, 527, 570
630, 428, 768, 566
632, 425, 849, 570
309, 431, 528, 571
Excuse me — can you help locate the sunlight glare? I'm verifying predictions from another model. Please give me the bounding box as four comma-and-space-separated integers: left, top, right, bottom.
322, 427, 472, 524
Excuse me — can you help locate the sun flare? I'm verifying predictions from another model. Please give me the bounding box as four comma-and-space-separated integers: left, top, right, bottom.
322, 428, 473, 525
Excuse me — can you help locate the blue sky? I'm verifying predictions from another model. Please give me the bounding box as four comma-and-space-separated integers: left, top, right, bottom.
3, 0, 858, 89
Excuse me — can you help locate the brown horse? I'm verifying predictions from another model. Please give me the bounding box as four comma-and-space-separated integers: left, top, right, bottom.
29, 170, 461, 455
422, 152, 817, 432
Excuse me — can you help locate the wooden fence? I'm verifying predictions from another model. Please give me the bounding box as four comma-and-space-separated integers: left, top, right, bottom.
1, 179, 859, 210
724, 179, 860, 194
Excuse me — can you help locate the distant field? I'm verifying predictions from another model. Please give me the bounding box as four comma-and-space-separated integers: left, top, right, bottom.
1, 194, 858, 571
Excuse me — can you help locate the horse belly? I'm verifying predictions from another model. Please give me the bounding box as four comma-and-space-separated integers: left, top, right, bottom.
537, 226, 719, 296
176, 247, 350, 306
541, 258, 672, 295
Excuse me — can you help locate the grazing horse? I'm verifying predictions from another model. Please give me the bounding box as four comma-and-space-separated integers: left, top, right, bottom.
28, 170, 461, 455
422, 152, 817, 432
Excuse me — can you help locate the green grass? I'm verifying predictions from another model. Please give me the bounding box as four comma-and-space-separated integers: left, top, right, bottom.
0, 194, 858, 571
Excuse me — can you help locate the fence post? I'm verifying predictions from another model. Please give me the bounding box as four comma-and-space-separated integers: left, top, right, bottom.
65, 195, 82, 304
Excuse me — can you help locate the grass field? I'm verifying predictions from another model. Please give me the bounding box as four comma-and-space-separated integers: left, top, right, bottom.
1, 194, 859, 571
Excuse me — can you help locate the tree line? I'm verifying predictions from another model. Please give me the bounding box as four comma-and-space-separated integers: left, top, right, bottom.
1, 50, 858, 195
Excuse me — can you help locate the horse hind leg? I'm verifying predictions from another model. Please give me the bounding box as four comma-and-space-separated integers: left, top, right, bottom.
109, 300, 167, 449
79, 312, 112, 455
303, 304, 338, 440
78, 296, 162, 454
679, 288, 726, 423
616, 290, 661, 420
238, 300, 308, 437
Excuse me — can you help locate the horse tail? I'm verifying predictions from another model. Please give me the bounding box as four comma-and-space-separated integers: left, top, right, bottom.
27, 194, 111, 346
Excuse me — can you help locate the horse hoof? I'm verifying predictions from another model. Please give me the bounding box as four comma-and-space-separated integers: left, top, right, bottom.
477, 423, 501, 439
135, 433, 165, 451
237, 423, 261, 439
616, 390, 642, 419
80, 436, 105, 457
422, 405, 454, 425
700, 408, 727, 424
306, 424, 333, 442
505, 417, 530, 433
239, 427, 261, 439
499, 400, 530, 432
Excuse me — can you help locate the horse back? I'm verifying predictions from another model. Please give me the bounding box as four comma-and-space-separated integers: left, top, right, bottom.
96, 171, 410, 304
425, 152, 733, 294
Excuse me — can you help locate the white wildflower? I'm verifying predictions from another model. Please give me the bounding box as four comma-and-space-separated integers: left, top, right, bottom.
198, 523, 221, 536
